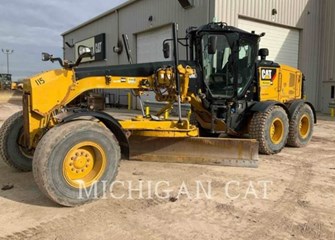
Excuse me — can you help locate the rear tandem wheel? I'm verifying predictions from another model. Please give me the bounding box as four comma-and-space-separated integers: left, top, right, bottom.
287, 103, 314, 147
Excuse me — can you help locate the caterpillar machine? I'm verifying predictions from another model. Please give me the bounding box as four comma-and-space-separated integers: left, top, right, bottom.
0, 23, 315, 206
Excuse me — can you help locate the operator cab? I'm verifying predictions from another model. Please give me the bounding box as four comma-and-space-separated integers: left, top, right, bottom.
193, 23, 260, 101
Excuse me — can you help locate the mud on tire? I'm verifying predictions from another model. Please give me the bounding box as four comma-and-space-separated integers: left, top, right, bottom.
287, 103, 314, 147
33, 120, 121, 206
0, 111, 33, 171
249, 106, 289, 155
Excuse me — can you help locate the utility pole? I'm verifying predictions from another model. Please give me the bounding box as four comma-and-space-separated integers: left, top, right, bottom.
2, 49, 14, 74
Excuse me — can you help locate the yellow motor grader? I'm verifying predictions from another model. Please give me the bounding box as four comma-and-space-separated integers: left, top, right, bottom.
0, 23, 315, 206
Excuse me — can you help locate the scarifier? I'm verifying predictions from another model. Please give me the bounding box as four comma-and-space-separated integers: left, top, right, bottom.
0, 23, 315, 206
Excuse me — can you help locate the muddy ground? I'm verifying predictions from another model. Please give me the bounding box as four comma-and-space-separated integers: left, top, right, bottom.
0, 91, 334, 240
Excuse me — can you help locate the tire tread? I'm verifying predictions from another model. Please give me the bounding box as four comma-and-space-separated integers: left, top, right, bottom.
249, 106, 288, 155
287, 103, 314, 147
33, 120, 121, 206
0, 111, 31, 171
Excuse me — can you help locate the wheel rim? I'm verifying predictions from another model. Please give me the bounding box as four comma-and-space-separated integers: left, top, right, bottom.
63, 141, 107, 188
270, 118, 284, 144
299, 114, 310, 139
17, 130, 33, 159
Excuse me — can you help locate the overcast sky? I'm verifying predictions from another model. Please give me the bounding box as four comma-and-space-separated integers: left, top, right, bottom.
0, 0, 127, 80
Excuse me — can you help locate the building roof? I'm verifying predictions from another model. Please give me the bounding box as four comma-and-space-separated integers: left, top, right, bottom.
61, 0, 137, 36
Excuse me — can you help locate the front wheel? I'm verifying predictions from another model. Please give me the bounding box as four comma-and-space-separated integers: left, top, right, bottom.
0, 111, 33, 171
249, 106, 289, 154
33, 120, 121, 206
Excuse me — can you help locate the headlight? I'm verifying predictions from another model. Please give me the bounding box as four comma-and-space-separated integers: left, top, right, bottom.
78, 46, 92, 56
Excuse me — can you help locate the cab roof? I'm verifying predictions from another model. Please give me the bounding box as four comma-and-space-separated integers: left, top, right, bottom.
191, 22, 260, 37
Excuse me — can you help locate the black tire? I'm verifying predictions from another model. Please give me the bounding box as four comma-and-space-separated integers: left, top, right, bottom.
33, 120, 121, 206
287, 104, 314, 147
249, 106, 289, 154
0, 111, 33, 171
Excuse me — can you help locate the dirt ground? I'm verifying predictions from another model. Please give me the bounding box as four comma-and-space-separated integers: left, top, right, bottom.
0, 91, 334, 240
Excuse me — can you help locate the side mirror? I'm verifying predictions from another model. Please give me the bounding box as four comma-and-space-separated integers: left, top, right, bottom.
208, 36, 217, 54
163, 42, 170, 59
41, 52, 64, 67
42, 52, 52, 61
78, 45, 93, 58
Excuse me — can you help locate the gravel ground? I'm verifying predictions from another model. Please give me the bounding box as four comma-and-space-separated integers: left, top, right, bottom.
0, 92, 334, 240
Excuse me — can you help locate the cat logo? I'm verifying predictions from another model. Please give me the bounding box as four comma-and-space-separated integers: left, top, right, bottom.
261, 68, 277, 81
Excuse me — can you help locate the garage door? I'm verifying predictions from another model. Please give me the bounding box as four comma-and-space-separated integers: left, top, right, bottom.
238, 18, 300, 68
136, 25, 172, 107
137, 25, 172, 63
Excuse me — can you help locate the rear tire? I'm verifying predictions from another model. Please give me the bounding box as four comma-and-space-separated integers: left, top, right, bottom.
249, 106, 289, 154
33, 120, 121, 206
0, 111, 33, 171
287, 104, 314, 147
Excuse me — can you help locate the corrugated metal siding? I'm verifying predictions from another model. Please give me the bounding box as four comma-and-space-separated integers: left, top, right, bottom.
64, 0, 212, 66
62, 0, 332, 111
319, 0, 335, 112
238, 19, 300, 68
63, 0, 213, 105
214, 0, 322, 109
63, 13, 118, 66
215, 0, 310, 28
117, 0, 212, 63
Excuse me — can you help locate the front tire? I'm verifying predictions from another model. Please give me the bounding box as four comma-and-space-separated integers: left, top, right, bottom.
0, 111, 33, 171
287, 104, 314, 147
33, 120, 121, 206
249, 106, 289, 154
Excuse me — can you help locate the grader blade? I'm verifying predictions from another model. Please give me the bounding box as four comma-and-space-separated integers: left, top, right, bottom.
128, 136, 259, 168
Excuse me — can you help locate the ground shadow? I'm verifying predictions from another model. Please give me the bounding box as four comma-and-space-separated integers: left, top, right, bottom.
0, 164, 60, 208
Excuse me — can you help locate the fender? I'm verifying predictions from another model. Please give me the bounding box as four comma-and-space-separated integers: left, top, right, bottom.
285, 100, 317, 123
248, 100, 289, 116
61, 111, 129, 159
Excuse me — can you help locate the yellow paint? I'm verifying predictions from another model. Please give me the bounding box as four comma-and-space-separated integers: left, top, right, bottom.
299, 114, 310, 139
156, 101, 173, 117
21, 63, 205, 149
259, 67, 279, 101
269, 117, 284, 144
164, 110, 169, 119
11, 82, 17, 90
22, 59, 305, 150
63, 141, 106, 188
186, 110, 192, 121
119, 119, 198, 137
131, 129, 198, 137
330, 108, 335, 117
259, 65, 302, 103
178, 65, 194, 101
145, 106, 150, 116
189, 93, 227, 132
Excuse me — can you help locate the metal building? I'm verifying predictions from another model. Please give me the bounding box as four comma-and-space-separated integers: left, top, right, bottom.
62, 0, 335, 113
